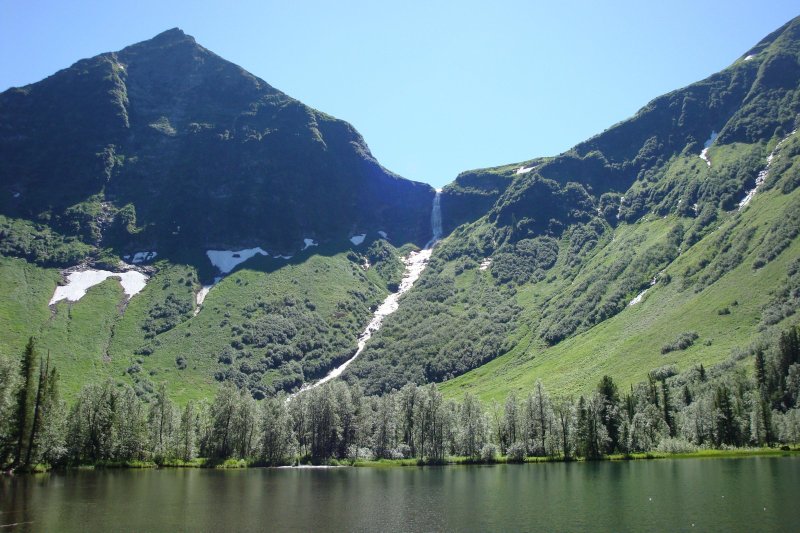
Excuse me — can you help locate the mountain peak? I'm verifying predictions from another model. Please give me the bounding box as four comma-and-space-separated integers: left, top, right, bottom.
150, 27, 193, 44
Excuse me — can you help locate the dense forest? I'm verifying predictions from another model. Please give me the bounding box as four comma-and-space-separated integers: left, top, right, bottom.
2, 325, 798, 471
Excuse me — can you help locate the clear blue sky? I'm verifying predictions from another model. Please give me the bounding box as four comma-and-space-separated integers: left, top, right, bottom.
1, 1, 798, 187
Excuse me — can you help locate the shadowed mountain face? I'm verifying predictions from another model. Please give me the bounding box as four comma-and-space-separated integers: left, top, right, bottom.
0, 28, 434, 261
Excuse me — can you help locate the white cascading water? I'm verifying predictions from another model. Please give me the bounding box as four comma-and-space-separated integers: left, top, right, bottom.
293, 190, 443, 396
426, 190, 443, 248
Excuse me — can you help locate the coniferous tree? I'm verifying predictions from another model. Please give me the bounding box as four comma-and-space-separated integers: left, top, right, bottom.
597, 375, 621, 453
38, 365, 66, 467
13, 338, 38, 468
714, 384, 741, 446
0, 355, 18, 467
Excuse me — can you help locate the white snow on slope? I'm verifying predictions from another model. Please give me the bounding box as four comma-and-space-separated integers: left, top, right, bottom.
49, 270, 148, 305
302, 238, 318, 250
296, 248, 433, 394
744, 54, 755, 61
206, 248, 268, 274
739, 129, 797, 210
350, 234, 366, 245
516, 166, 534, 175
131, 251, 157, 264
378, 231, 388, 239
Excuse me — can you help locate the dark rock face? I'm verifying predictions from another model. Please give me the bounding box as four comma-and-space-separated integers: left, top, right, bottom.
0, 28, 434, 258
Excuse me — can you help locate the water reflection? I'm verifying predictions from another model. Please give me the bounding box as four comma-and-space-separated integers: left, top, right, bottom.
1, 457, 799, 531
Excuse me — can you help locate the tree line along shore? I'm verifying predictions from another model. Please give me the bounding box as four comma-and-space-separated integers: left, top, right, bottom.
1, 325, 799, 472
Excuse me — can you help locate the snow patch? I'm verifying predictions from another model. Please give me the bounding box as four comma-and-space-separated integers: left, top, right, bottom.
12, 192, 20, 198
350, 234, 366, 246
739, 129, 797, 210
377, 231, 388, 239
206, 248, 268, 274
302, 238, 318, 250
479, 258, 492, 271
49, 269, 148, 305
131, 251, 157, 264
275, 254, 293, 260
744, 54, 755, 61
516, 166, 534, 175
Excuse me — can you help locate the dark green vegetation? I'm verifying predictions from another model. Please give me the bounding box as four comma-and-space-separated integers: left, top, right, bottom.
2, 18, 800, 429
1, 326, 798, 472
0, 28, 434, 400
0, 241, 404, 401
346, 16, 800, 399
0, 28, 434, 262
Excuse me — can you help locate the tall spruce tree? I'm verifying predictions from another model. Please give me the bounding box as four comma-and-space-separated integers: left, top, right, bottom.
14, 338, 38, 469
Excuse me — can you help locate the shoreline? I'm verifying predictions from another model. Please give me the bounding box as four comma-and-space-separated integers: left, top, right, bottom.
7, 446, 799, 474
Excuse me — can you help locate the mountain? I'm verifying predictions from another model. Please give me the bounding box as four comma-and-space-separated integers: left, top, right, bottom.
0, 28, 435, 266
0, 29, 434, 400
343, 16, 800, 398
1, 19, 800, 405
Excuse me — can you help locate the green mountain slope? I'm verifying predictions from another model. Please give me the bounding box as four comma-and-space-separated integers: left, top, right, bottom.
3, 18, 800, 406
0, 28, 435, 262
0, 29, 431, 400
344, 16, 800, 399
0, 238, 409, 401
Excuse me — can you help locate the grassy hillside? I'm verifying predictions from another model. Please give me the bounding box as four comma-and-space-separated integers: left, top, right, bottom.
345, 23, 800, 397
440, 180, 800, 401
3, 18, 800, 408
0, 238, 404, 403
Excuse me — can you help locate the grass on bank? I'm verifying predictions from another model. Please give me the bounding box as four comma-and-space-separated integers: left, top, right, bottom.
16, 445, 798, 474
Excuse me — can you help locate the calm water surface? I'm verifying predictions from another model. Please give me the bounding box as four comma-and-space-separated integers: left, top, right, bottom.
2, 457, 799, 532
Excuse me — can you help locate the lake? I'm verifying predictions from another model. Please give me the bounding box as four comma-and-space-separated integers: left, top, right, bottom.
2, 457, 799, 531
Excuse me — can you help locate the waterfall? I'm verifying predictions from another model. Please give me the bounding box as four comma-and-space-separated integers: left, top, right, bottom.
425, 190, 443, 249
291, 188, 445, 398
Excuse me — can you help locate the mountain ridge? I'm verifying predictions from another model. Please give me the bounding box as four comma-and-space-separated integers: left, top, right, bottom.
1, 18, 799, 404
0, 28, 435, 269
